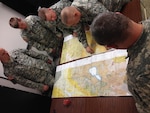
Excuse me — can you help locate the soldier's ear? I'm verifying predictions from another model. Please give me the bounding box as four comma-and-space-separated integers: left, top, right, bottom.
48, 8, 52, 11
115, 12, 123, 15
17, 18, 22, 22
115, 12, 121, 14
74, 11, 80, 18
74, 12, 77, 17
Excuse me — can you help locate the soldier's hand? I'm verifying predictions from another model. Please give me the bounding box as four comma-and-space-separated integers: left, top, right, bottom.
7, 75, 17, 84
86, 46, 94, 54
42, 85, 49, 92
47, 59, 52, 64
57, 33, 63, 40
7, 75, 14, 80
49, 48, 53, 53
84, 24, 90, 31
72, 32, 78, 37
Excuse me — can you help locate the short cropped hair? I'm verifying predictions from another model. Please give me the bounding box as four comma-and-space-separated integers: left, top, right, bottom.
9, 17, 19, 28
38, 7, 47, 20
61, 7, 71, 25
91, 12, 129, 46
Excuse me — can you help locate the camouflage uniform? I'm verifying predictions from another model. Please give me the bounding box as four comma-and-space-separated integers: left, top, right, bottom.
98, 0, 131, 12
69, 0, 130, 48
2, 49, 55, 92
67, 0, 108, 48
42, 0, 73, 36
41, 0, 89, 48
127, 19, 150, 113
45, 0, 108, 48
21, 15, 63, 57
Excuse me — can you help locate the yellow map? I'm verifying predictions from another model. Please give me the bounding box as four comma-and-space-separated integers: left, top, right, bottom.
52, 31, 131, 98
52, 50, 131, 98
60, 31, 107, 64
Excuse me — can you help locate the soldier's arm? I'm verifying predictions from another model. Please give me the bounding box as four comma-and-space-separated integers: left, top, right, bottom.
21, 29, 31, 42
15, 64, 54, 83
23, 48, 49, 61
14, 75, 45, 92
4, 67, 44, 92
22, 36, 29, 43
31, 41, 54, 55
23, 38, 54, 57
74, 24, 94, 54
98, 0, 131, 12
50, 0, 72, 9
42, 21, 63, 38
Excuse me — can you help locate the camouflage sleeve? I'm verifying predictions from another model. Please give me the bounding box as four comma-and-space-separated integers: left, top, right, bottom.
14, 65, 55, 87
98, 0, 131, 11
3, 67, 14, 77
15, 65, 54, 83
14, 75, 44, 92
30, 41, 53, 55
59, 23, 88, 48
50, 0, 72, 9
74, 23, 89, 48
57, 23, 74, 36
23, 49, 49, 61
42, 21, 63, 38
3, 64, 44, 91
21, 30, 33, 42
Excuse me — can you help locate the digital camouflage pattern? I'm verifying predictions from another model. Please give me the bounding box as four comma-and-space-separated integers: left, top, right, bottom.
72, 0, 108, 23
98, 0, 131, 12
40, 0, 91, 48
42, 0, 73, 37
127, 19, 150, 113
70, 0, 131, 48
71, 0, 109, 48
50, 0, 74, 33
21, 15, 63, 57
2, 49, 55, 92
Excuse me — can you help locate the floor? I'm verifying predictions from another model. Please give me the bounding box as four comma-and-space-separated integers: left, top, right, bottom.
140, 0, 150, 20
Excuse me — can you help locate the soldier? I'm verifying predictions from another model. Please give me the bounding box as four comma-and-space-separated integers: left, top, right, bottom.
61, 0, 131, 27
60, 0, 110, 53
90, 12, 150, 113
9, 15, 63, 59
38, 0, 94, 54
60, 0, 131, 52
0, 48, 55, 94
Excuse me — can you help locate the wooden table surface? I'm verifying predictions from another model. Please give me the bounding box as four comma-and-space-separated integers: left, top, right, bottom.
50, 96, 138, 113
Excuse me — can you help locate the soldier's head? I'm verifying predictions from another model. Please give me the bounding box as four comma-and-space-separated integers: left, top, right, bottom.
0, 48, 10, 63
91, 12, 132, 49
9, 17, 19, 28
61, 6, 81, 27
38, 7, 57, 21
9, 17, 27, 29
